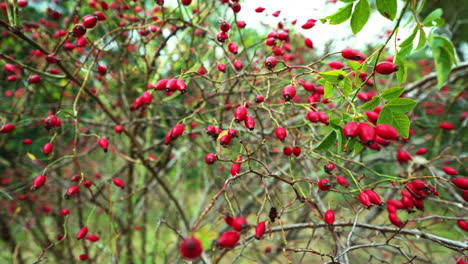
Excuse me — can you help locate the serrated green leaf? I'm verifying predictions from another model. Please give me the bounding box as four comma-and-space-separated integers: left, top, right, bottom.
353, 142, 363, 156
350, 0, 370, 34
319, 70, 347, 83
376, 0, 397, 21
422, 8, 443, 27
399, 26, 418, 48
431, 36, 457, 65
428, 32, 457, 88
391, 112, 410, 138
386, 98, 417, 113
322, 3, 354, 25
415, 28, 427, 51
344, 139, 356, 151
317, 78, 327, 86
377, 106, 392, 125
394, 54, 407, 85
381, 87, 405, 100
348, 61, 361, 71
315, 130, 337, 151
361, 96, 380, 111
324, 82, 336, 98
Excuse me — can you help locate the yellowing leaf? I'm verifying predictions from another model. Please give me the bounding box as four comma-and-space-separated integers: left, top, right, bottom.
26, 151, 36, 161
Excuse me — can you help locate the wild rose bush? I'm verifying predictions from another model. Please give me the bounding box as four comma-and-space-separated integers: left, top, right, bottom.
0, 0, 467, 263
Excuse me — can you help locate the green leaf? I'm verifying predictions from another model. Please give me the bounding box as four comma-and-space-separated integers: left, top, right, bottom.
377, 106, 392, 125
342, 77, 352, 97
353, 72, 361, 88
361, 96, 380, 111
375, 0, 397, 21
386, 98, 417, 113
321, 3, 354, 25
348, 61, 361, 71
415, 28, 427, 51
317, 78, 327, 86
315, 130, 337, 151
399, 26, 418, 48
394, 53, 407, 85
381, 87, 405, 101
428, 32, 457, 88
344, 139, 356, 151
422, 8, 443, 27
350, 0, 370, 34
324, 82, 336, 98
398, 44, 413, 59
353, 142, 363, 156
336, 129, 346, 153
391, 112, 410, 138
319, 70, 347, 83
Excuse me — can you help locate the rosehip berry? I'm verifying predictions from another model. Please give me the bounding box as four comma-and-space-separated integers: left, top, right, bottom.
282, 85, 296, 101
217, 63, 226, 72
83, 15, 98, 29
205, 153, 217, 165
72, 24, 87, 37
415, 147, 427, 155
23, 139, 32, 145
375, 62, 399, 75
171, 124, 185, 138
292, 146, 301, 157
245, 116, 255, 130
220, 21, 230, 32
255, 221, 266, 239
228, 42, 238, 54
440, 122, 455, 130
255, 96, 264, 103
218, 231, 240, 248
358, 192, 372, 207
231, 156, 242, 176
341, 48, 361, 60
231, 3, 241, 13
358, 123, 376, 145
79, 254, 88, 261
114, 125, 124, 134
97, 65, 107, 75
324, 162, 335, 173
32, 175, 46, 190
43, 143, 53, 155
29, 74, 41, 83
318, 112, 329, 125
234, 106, 248, 122
283, 147, 292, 156
87, 234, 99, 242
83, 180, 92, 188
443, 167, 458, 176
77, 226, 88, 239
388, 213, 402, 227
302, 82, 315, 92
237, 21, 246, 28
396, 149, 412, 164
275, 126, 287, 141
113, 178, 124, 188
307, 111, 319, 123
336, 176, 349, 187
181, 0, 191, 5
60, 209, 70, 216
375, 124, 399, 140
98, 138, 109, 152
324, 209, 335, 225
304, 38, 313, 48
179, 236, 203, 260
265, 56, 277, 69
233, 59, 243, 71
343, 122, 360, 139
328, 61, 344, 69
217, 31, 228, 42
387, 199, 405, 209
65, 186, 79, 198
318, 178, 331, 191
363, 189, 383, 205
232, 216, 248, 231
453, 178, 468, 190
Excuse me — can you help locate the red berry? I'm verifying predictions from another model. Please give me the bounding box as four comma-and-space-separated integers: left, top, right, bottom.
443, 167, 458, 176
83, 180, 92, 188
440, 122, 455, 130
205, 153, 217, 165
79, 254, 88, 261
358, 192, 371, 207
255, 221, 266, 239
292, 146, 301, 157
113, 178, 124, 188
375, 124, 399, 140
363, 189, 382, 205
387, 199, 405, 209
231, 3, 241, 13
234, 106, 248, 122
83, 15, 98, 28
232, 216, 248, 231
453, 178, 468, 190
415, 147, 427, 155
77, 226, 88, 239
255, 96, 264, 103
29, 74, 41, 83
388, 213, 402, 227
318, 179, 331, 191
72, 24, 87, 37
304, 38, 313, 48
43, 143, 53, 155
179, 236, 203, 260
275, 126, 287, 141
114, 125, 124, 134
341, 48, 361, 60
220, 21, 230, 32
324, 209, 335, 225
228, 42, 238, 54
23, 139, 32, 145
98, 138, 109, 152
231, 156, 242, 177
217, 63, 226, 72
60, 209, 70, 216
217, 231, 240, 249
87, 234, 99, 242
282, 85, 296, 101
0, 123, 15, 134
265, 56, 277, 69
458, 220, 468, 232
375, 62, 399, 75
181, 0, 191, 5
233, 59, 243, 71
396, 149, 412, 164
97, 65, 107, 75
358, 123, 376, 145
65, 186, 79, 198
336, 176, 349, 187
32, 175, 46, 190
